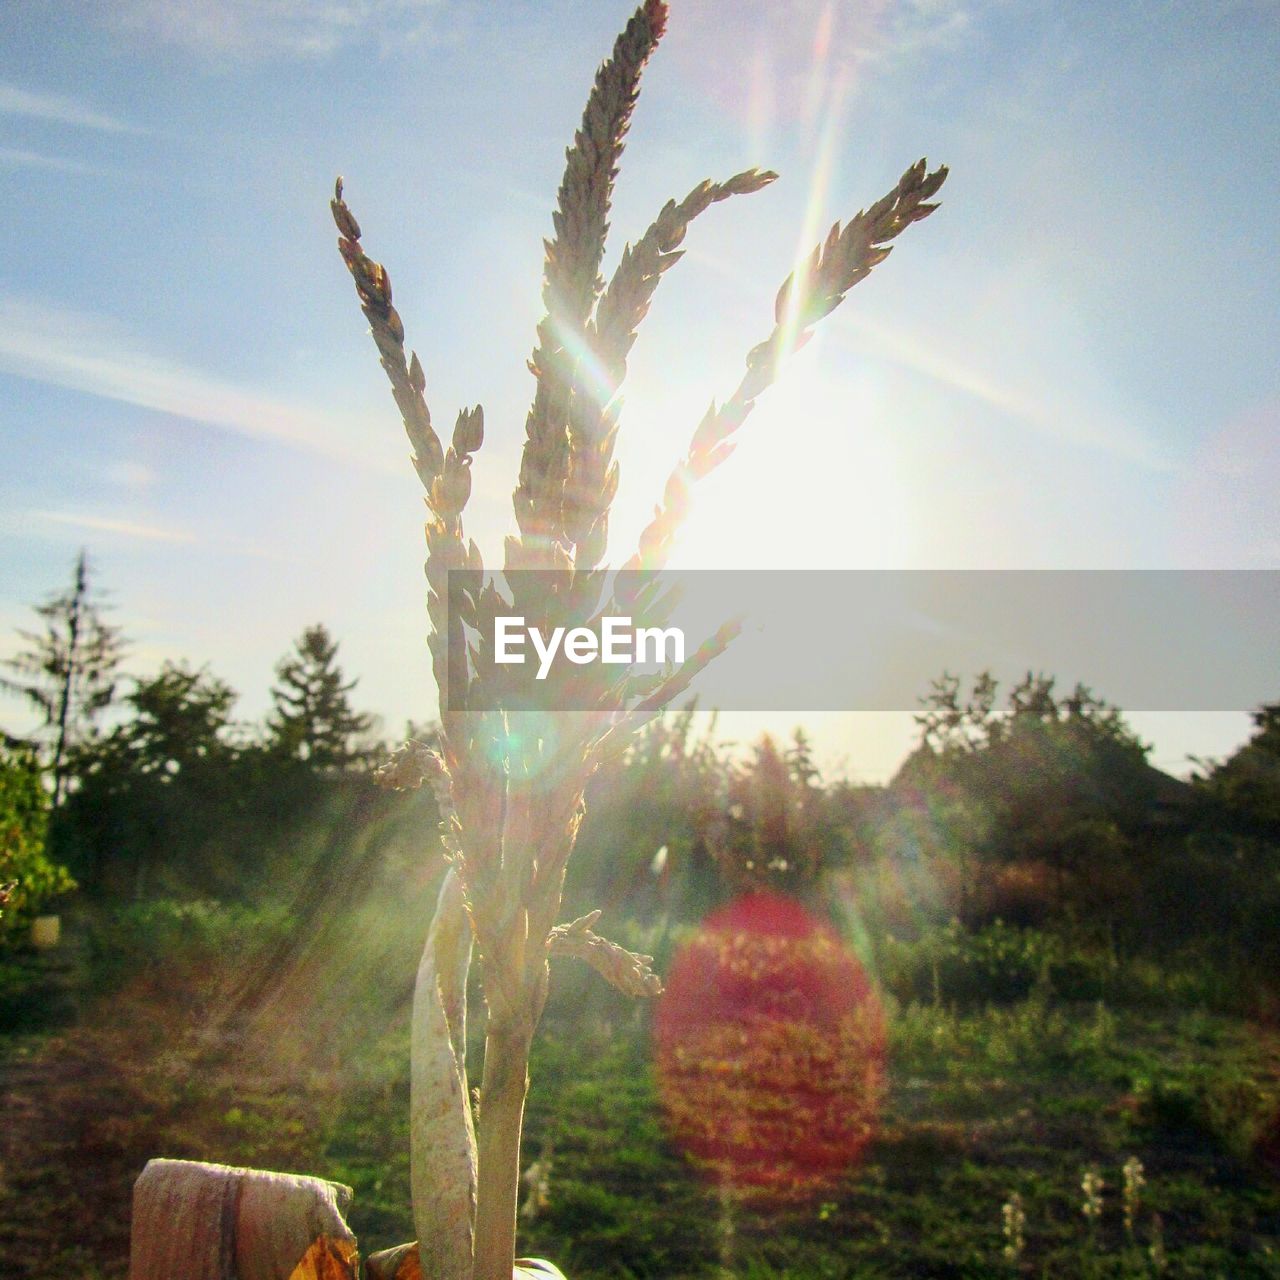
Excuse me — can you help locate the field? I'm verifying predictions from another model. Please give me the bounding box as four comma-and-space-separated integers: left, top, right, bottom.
3, 899, 1278, 1279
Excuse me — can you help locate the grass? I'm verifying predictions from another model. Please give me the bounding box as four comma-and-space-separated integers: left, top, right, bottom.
510, 1000, 1280, 1278
1, 913, 1278, 1279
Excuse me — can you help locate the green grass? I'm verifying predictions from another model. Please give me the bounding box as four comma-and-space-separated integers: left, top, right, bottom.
3, 915, 1279, 1279
296, 995, 1280, 1278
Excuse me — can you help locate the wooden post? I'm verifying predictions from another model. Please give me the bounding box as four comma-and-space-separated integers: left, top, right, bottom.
129, 1158, 358, 1280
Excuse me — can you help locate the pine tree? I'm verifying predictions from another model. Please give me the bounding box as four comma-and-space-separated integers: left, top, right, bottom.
267, 624, 373, 769
1, 550, 126, 804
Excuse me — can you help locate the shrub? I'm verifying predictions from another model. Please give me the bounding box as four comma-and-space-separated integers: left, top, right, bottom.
0, 742, 75, 942
1132, 1061, 1279, 1164
878, 921, 1057, 1005
86, 897, 291, 990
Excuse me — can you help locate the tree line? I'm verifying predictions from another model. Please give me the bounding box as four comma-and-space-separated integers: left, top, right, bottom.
1, 553, 391, 907
2, 554, 1278, 1006
563, 676, 1280, 1004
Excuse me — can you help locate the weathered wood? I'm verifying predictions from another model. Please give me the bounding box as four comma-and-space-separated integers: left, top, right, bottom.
129, 1158, 357, 1280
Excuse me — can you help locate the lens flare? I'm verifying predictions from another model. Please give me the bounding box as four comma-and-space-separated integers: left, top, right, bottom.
772, 12, 849, 384
654, 890, 885, 1205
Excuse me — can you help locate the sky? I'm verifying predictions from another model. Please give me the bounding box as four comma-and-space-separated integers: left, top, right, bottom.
1, 0, 1277, 781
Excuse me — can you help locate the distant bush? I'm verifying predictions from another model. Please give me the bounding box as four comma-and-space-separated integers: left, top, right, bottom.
875, 919, 1261, 1014
876, 920, 1109, 1005
86, 897, 291, 988
0, 743, 76, 943
888, 993, 1118, 1072
1132, 1057, 1279, 1165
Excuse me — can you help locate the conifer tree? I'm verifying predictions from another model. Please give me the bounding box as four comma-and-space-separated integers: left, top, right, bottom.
1, 550, 125, 804
268, 624, 373, 769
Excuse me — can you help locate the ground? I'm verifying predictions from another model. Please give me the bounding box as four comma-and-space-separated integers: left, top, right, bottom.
2, 922, 1279, 1279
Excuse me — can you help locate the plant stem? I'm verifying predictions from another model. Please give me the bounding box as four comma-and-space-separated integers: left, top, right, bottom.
473, 1017, 534, 1280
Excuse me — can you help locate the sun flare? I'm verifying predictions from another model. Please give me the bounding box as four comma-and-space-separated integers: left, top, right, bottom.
658, 342, 914, 571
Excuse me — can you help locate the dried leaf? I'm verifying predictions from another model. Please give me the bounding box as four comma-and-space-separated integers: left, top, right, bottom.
287, 1236, 359, 1280
365, 1242, 422, 1280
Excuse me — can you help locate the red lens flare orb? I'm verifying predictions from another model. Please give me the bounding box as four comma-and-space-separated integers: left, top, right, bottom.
654, 891, 885, 1206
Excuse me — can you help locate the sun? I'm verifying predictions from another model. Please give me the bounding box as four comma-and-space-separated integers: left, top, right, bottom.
659, 338, 915, 572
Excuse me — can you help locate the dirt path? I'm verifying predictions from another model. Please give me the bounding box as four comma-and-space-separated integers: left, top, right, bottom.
0, 925, 181, 1277
0, 926, 361, 1278
1, 1026, 151, 1275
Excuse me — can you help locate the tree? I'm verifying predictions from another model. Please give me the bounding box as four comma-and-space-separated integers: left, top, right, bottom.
1182, 701, 1280, 983
1, 550, 126, 805
568, 703, 727, 925
1194, 700, 1280, 834
64, 662, 237, 896
704, 733, 841, 898
118, 662, 237, 778
267, 625, 373, 770
896, 671, 1155, 922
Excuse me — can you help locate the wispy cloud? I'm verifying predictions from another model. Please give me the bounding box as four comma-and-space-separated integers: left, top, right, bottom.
104, 0, 448, 61
0, 295, 389, 471
0, 81, 141, 133
0, 146, 117, 177
682, 242, 1171, 473
884, 0, 973, 60
103, 461, 158, 490
828, 310, 1175, 473
34, 510, 197, 546
28, 509, 305, 564
675, 0, 978, 129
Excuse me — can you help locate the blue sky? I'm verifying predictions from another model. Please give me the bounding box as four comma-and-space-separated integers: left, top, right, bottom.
1, 0, 1277, 779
